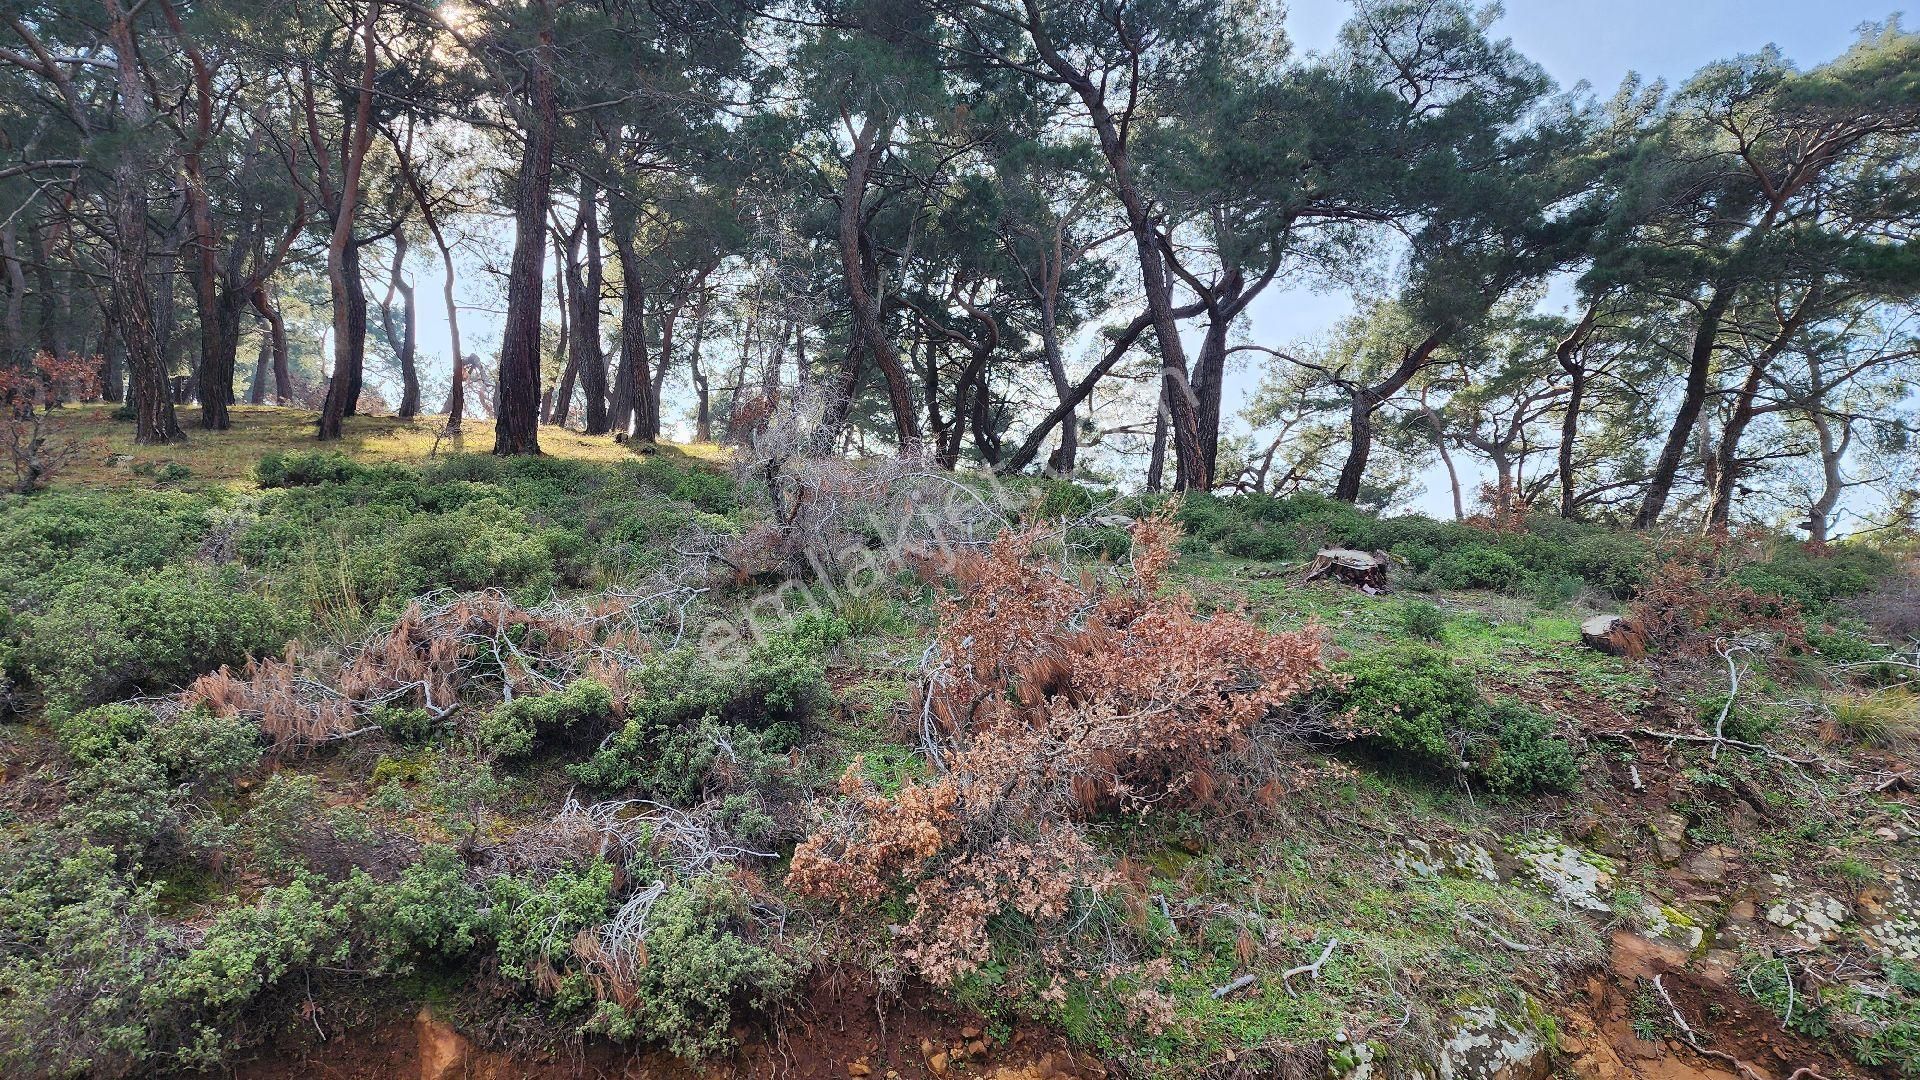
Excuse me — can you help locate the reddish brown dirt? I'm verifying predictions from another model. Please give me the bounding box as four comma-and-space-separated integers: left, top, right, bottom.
225, 970, 1105, 1080
1570, 931, 1866, 1080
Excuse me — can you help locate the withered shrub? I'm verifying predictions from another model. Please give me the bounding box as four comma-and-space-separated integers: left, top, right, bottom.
788, 513, 1329, 996
1628, 534, 1807, 659
185, 591, 642, 750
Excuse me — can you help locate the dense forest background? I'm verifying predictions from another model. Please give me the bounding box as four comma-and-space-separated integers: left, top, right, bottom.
2, 0, 1918, 533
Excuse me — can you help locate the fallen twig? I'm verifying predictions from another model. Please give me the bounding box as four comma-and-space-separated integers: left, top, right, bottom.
1281, 937, 1338, 998
1210, 974, 1257, 999
1710, 639, 1752, 761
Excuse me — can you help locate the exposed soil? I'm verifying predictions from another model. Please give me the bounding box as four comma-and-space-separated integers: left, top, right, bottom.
1573, 930, 1867, 1080
223, 969, 1106, 1080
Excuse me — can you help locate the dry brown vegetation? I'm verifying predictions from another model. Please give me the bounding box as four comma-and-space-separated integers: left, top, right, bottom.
790, 514, 1332, 996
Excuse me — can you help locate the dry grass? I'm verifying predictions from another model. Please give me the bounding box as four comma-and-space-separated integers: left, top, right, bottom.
1830, 686, 1920, 750
47, 404, 729, 490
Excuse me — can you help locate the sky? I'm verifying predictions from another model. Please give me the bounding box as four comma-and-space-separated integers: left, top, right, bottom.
1226, 0, 1906, 514
382, 0, 1903, 511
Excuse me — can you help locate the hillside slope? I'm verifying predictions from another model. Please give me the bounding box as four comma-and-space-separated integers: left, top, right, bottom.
0, 416, 1914, 1079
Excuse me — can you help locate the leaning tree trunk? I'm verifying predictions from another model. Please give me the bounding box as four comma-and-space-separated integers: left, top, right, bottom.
1635, 288, 1729, 528
837, 114, 920, 449
1333, 392, 1378, 504
492, 1, 558, 456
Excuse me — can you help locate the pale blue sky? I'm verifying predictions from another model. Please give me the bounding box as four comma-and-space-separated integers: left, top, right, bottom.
1228, 1, 1906, 513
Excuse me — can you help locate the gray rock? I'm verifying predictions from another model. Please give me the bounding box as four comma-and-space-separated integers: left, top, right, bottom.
1438, 1008, 1547, 1080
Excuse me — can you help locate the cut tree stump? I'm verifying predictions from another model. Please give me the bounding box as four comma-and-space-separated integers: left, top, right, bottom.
1580, 614, 1647, 658
1302, 548, 1389, 592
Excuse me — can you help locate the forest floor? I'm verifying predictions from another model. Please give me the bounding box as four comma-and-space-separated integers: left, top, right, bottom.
1, 408, 1915, 1079
45, 404, 725, 488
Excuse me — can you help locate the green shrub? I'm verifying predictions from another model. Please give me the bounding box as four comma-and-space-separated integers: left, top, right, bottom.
569, 616, 845, 798
0, 489, 217, 596
372, 704, 442, 746
580, 874, 800, 1059
1430, 544, 1522, 591
19, 566, 291, 708
1695, 691, 1782, 744
155, 874, 363, 1068
1735, 544, 1892, 607
1025, 477, 1094, 520
1333, 646, 1577, 797
1167, 493, 1654, 599
1561, 532, 1649, 596
53, 706, 260, 856
479, 679, 615, 759
0, 837, 379, 1076
1475, 702, 1579, 797
1337, 646, 1486, 767
487, 860, 617, 982
633, 458, 736, 514
1069, 524, 1132, 561
132, 461, 194, 485
374, 846, 484, 961
0, 843, 176, 1076
372, 499, 560, 598
255, 450, 366, 488
1398, 600, 1448, 641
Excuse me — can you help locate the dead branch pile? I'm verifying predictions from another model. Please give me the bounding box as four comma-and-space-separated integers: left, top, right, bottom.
1629, 538, 1808, 662
713, 382, 1008, 584
788, 513, 1330, 1000
183, 589, 666, 749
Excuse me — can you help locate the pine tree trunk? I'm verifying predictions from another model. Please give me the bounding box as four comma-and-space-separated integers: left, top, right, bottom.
1635, 288, 1729, 528
318, 239, 368, 436
492, 1, 558, 456
105, 0, 182, 444
248, 327, 271, 405
607, 199, 653, 440
575, 179, 609, 434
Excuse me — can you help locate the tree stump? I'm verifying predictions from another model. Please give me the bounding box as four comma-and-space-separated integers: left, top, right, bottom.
1302, 548, 1389, 592
1580, 614, 1647, 658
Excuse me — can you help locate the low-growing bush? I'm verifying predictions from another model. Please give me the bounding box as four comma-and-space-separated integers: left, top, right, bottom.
1734, 543, 1892, 608
1696, 691, 1783, 744
1430, 544, 1523, 591
1476, 701, 1580, 797
479, 679, 615, 759
1333, 646, 1577, 797
569, 615, 846, 799
255, 450, 366, 488
54, 705, 264, 858
577, 873, 801, 1060
1172, 492, 1653, 600
370, 499, 564, 599
372, 704, 442, 745
17, 566, 292, 709
1399, 600, 1448, 641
